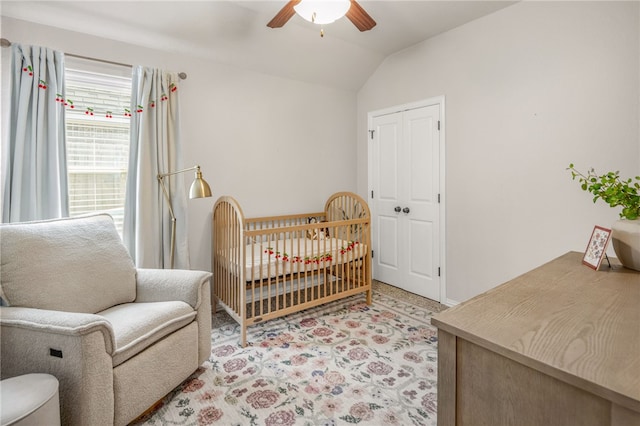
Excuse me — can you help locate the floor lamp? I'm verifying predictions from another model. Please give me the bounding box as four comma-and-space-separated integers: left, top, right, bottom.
157, 165, 212, 269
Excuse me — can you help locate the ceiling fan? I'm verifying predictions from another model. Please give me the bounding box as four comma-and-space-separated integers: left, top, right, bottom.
267, 0, 376, 32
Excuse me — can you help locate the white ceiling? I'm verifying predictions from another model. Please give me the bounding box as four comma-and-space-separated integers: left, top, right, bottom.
0, 1, 517, 90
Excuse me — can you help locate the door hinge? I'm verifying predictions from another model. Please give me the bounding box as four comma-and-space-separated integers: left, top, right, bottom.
437, 120, 440, 131
372, 250, 374, 259
438, 267, 441, 277
371, 190, 374, 199
438, 193, 440, 203
369, 130, 375, 140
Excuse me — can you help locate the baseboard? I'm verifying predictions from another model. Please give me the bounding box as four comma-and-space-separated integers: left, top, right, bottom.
444, 298, 459, 307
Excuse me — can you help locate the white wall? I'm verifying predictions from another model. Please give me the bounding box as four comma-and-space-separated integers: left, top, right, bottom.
357, 1, 640, 304
4, 2, 639, 302
1, 17, 358, 272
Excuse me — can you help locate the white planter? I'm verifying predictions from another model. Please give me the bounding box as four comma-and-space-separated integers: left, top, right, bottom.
611, 219, 640, 272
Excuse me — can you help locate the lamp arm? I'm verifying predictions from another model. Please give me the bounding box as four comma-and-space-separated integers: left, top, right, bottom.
157, 175, 177, 222
157, 165, 201, 179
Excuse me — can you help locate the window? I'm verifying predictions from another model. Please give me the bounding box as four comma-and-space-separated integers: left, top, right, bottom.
65, 59, 132, 235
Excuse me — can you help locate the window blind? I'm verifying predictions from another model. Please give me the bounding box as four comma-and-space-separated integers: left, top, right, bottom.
65, 67, 132, 236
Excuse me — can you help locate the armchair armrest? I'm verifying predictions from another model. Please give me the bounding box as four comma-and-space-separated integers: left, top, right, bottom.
135, 269, 212, 365
0, 307, 116, 355
135, 268, 212, 310
1, 307, 117, 424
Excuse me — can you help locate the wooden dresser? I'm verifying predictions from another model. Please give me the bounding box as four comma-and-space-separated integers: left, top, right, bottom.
431, 251, 640, 426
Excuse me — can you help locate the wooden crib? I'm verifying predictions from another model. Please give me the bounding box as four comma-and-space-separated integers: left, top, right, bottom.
212, 192, 372, 346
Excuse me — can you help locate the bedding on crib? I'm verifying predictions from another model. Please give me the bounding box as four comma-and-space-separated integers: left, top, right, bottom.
241, 236, 365, 281
212, 192, 372, 346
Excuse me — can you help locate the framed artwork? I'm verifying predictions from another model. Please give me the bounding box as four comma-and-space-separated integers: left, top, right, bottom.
582, 225, 612, 270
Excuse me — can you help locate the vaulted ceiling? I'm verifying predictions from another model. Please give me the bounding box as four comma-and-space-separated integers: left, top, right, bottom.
1, 1, 516, 90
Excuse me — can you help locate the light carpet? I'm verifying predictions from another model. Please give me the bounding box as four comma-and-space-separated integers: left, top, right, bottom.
132, 287, 440, 426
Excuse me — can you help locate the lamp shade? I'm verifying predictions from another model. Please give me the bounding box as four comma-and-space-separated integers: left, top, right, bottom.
294, 0, 351, 24
189, 169, 212, 199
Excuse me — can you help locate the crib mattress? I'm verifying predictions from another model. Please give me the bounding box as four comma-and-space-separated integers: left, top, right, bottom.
243, 237, 366, 282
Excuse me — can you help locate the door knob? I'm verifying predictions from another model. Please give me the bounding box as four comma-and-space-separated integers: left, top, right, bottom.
402, 207, 410, 214
394, 206, 402, 212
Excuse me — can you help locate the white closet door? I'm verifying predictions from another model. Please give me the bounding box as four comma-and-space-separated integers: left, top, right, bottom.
371, 104, 441, 300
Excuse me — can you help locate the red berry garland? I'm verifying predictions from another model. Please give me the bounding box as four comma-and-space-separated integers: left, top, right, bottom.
51, 81, 178, 119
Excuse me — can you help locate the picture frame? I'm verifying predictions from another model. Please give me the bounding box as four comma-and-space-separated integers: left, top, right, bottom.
582, 225, 612, 270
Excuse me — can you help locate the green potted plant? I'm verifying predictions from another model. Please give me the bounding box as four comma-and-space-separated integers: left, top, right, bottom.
568, 164, 640, 271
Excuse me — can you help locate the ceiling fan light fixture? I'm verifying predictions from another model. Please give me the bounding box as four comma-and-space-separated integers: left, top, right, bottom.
294, 0, 351, 25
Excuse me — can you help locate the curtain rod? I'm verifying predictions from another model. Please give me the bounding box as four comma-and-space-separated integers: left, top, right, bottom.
0, 38, 187, 80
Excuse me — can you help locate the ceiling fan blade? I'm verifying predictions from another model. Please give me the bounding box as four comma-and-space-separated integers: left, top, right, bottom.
346, 0, 376, 31
267, 0, 301, 28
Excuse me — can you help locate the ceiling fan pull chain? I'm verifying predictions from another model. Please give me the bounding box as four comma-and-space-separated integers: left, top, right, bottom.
320, 27, 324, 37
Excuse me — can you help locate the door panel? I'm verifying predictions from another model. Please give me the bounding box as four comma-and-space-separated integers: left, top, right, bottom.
409, 220, 432, 278
372, 113, 403, 285
404, 105, 440, 300
408, 114, 432, 202
407, 218, 435, 288
378, 216, 399, 268
379, 122, 399, 200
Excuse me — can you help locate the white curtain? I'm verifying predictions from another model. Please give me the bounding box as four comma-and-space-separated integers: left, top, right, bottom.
2, 44, 68, 222
123, 66, 189, 269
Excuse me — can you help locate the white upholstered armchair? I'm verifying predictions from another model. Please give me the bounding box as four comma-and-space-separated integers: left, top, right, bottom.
0, 214, 212, 425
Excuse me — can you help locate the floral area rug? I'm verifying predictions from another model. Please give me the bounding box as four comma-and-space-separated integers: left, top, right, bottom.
132, 291, 439, 426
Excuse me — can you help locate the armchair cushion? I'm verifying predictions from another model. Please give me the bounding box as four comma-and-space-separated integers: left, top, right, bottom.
0, 214, 136, 313
98, 301, 196, 366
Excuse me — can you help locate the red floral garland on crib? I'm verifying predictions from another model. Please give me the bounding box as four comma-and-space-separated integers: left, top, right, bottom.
264, 241, 359, 265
